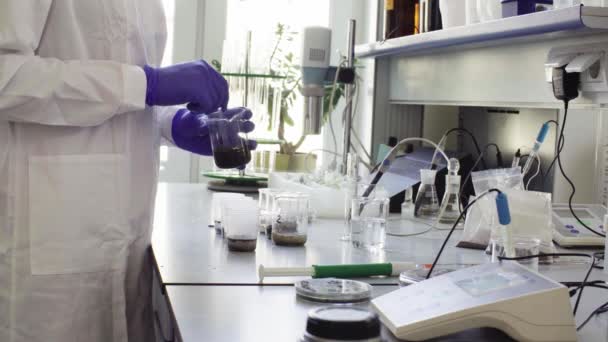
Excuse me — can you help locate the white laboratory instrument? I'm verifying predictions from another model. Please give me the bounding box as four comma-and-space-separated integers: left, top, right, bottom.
552, 203, 606, 247
372, 262, 576, 342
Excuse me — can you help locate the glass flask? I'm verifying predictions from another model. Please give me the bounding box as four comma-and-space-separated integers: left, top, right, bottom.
400, 187, 414, 219
437, 158, 462, 225
437, 174, 462, 224
414, 169, 439, 219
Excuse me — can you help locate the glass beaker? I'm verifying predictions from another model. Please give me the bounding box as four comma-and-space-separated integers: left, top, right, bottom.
491, 237, 541, 271
210, 192, 245, 234
207, 110, 252, 169
272, 193, 310, 246
220, 197, 256, 235
437, 174, 462, 225
223, 205, 259, 252
343, 182, 387, 241
350, 197, 389, 251
414, 169, 439, 219
258, 188, 282, 234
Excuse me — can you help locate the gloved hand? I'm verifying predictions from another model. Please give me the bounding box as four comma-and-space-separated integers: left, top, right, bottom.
143, 60, 229, 113
171, 107, 256, 157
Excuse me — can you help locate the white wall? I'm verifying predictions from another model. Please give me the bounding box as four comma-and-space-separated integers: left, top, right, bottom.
552, 108, 602, 203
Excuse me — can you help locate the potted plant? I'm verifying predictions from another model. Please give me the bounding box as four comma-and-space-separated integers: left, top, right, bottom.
266, 24, 344, 172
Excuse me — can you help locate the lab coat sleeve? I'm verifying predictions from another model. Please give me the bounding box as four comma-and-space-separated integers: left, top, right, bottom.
0, 0, 147, 126
157, 107, 177, 146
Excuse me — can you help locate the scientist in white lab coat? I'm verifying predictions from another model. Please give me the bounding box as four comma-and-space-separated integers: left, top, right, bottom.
0, 1, 255, 341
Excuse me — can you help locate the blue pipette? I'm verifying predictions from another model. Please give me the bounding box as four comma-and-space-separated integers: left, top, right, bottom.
521, 122, 550, 176
496, 192, 514, 258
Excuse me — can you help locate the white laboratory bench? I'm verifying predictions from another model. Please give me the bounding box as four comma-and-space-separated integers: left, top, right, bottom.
151, 183, 608, 342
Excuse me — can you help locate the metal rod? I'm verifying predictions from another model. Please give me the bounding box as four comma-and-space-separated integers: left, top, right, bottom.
342, 19, 356, 175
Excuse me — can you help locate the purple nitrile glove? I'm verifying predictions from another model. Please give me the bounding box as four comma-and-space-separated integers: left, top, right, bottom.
143, 60, 229, 113
171, 107, 257, 157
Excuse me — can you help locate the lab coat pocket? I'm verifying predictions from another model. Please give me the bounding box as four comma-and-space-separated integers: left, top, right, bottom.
28, 154, 131, 275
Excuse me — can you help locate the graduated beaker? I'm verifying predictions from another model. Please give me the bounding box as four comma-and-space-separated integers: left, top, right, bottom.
207, 110, 251, 169
350, 197, 389, 251
343, 182, 387, 240
272, 193, 310, 246
223, 205, 259, 252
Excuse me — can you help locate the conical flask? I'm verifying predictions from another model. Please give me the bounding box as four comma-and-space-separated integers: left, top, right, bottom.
437, 174, 462, 224
414, 169, 439, 219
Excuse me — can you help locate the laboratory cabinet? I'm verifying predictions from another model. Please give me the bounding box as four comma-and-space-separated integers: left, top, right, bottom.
357, 5, 608, 205
153, 262, 181, 342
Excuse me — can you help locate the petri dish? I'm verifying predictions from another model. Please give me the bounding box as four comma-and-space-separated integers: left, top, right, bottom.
295, 278, 373, 303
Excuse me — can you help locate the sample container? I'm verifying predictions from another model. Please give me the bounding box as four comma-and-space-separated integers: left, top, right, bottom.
207, 110, 252, 169
272, 194, 310, 246
350, 197, 390, 251
223, 204, 259, 252
491, 237, 541, 271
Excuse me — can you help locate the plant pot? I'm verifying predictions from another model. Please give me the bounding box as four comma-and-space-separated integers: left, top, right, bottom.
273, 153, 317, 172
274, 153, 291, 171
288, 153, 316, 172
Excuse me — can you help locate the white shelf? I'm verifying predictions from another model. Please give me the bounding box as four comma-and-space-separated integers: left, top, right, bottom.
356, 6, 608, 59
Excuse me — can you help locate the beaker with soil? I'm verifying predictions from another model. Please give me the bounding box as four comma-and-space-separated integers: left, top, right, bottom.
207, 110, 252, 169
258, 188, 282, 235
223, 204, 259, 252
272, 194, 310, 246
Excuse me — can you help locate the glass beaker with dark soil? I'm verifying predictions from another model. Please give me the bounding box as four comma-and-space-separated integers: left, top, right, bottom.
272, 194, 310, 247
207, 110, 252, 169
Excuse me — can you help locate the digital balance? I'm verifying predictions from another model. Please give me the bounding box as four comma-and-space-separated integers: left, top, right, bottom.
372, 262, 576, 341
552, 203, 606, 247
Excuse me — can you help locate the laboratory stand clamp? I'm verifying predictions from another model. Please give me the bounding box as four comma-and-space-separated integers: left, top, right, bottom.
301, 21, 357, 174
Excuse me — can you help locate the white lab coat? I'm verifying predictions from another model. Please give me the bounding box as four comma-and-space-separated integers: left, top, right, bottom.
0, 1, 175, 341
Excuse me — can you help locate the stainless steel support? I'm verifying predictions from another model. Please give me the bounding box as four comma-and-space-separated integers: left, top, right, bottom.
342, 19, 356, 174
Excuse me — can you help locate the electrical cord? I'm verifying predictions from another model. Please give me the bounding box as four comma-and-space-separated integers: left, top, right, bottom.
577, 298, 608, 330
499, 252, 596, 316
426, 188, 502, 279
434, 128, 487, 170
544, 137, 565, 187
555, 101, 605, 237
525, 154, 541, 190
562, 280, 606, 289
520, 154, 545, 188
543, 119, 563, 187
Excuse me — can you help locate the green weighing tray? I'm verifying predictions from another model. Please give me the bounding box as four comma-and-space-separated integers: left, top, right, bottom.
202, 171, 268, 184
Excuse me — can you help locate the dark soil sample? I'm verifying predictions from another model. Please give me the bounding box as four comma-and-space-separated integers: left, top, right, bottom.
227, 237, 257, 252
213, 146, 251, 169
